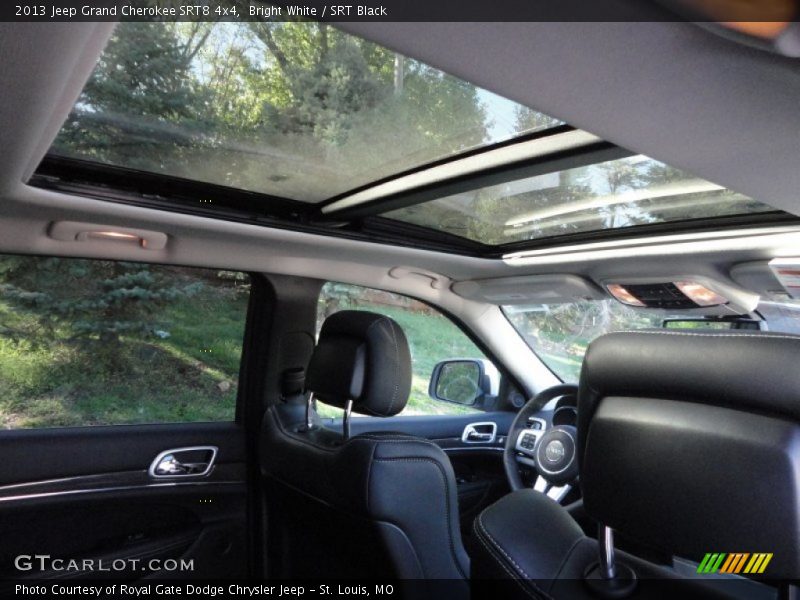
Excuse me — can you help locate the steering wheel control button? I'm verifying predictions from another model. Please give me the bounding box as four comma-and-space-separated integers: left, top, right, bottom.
535, 425, 578, 486
526, 417, 543, 430
516, 426, 545, 455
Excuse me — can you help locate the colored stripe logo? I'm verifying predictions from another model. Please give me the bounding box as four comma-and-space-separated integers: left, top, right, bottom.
697, 553, 773, 574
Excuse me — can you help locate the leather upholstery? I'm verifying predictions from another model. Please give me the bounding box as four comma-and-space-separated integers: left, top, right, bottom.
472, 330, 800, 595
577, 330, 800, 456
473, 490, 593, 583
307, 310, 412, 416
261, 312, 468, 592
472, 491, 768, 600
578, 330, 800, 579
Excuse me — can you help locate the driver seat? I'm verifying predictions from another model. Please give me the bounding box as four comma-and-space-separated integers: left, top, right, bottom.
472, 330, 800, 598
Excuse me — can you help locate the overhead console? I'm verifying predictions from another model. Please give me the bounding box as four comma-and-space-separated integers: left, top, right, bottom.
450, 271, 760, 317
601, 276, 759, 316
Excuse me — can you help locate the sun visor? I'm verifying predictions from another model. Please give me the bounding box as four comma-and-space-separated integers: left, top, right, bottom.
451, 274, 604, 305
730, 261, 791, 300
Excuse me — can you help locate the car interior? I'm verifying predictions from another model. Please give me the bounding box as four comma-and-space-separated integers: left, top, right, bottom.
2, 5, 800, 599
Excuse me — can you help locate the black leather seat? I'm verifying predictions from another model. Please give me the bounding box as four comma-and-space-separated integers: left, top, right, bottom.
260, 311, 469, 592
472, 330, 800, 598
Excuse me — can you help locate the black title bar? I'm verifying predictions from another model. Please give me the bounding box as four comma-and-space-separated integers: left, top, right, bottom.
2, 0, 797, 22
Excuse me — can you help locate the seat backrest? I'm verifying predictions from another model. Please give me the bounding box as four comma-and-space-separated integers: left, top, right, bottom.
578, 330, 800, 579
260, 311, 469, 588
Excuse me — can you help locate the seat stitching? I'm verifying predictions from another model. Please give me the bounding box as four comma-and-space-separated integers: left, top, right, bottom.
472, 519, 520, 580
364, 316, 394, 417
477, 512, 531, 579
373, 457, 467, 579
365, 442, 377, 513
476, 513, 554, 599
551, 534, 588, 583
473, 529, 535, 596
385, 319, 400, 417
472, 519, 547, 599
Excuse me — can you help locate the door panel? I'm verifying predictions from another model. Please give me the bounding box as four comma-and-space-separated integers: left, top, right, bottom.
0, 423, 246, 580
340, 411, 515, 441
0, 422, 244, 483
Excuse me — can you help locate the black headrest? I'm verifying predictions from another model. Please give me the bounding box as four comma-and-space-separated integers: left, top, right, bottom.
306, 311, 412, 417
578, 330, 800, 578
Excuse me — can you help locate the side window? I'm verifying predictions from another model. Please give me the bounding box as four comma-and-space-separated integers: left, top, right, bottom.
0, 255, 249, 428
317, 282, 497, 417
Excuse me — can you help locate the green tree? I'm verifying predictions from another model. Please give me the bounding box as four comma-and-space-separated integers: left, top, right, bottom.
0, 258, 200, 349
54, 22, 210, 170
53, 21, 491, 198
514, 105, 562, 133
247, 23, 388, 143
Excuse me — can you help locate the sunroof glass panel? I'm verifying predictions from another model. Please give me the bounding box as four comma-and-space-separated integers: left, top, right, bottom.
47, 22, 560, 203
384, 155, 775, 245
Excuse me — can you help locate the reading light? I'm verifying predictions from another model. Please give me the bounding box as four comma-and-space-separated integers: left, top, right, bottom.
674, 281, 728, 307
49, 221, 169, 250
88, 231, 139, 240
606, 284, 645, 307
84, 231, 146, 247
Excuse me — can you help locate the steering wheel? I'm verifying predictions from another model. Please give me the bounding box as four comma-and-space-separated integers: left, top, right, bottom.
504, 383, 580, 498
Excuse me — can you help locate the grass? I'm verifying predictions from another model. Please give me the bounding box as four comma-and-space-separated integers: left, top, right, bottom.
0, 275, 486, 429
0, 284, 246, 429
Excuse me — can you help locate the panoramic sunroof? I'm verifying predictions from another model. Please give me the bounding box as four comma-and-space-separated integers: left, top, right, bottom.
41, 22, 787, 253
48, 22, 559, 203
383, 154, 776, 245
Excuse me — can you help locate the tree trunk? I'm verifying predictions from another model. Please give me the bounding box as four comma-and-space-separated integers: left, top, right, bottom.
393, 54, 404, 96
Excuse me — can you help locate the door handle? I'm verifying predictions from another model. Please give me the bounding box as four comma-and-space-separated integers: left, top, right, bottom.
149, 446, 217, 478
461, 422, 497, 444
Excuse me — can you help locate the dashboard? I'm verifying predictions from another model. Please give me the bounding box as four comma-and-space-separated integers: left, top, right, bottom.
552, 395, 578, 427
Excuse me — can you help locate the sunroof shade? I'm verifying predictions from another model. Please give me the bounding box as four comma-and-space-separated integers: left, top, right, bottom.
384, 155, 775, 245
48, 22, 560, 203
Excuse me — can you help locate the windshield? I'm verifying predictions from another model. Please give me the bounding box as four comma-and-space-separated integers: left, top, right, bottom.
504, 298, 800, 382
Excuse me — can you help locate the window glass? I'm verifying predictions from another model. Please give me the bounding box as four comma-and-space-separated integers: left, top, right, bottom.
386, 155, 774, 245
49, 21, 558, 203
0, 256, 249, 428
504, 298, 800, 383
317, 283, 490, 416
